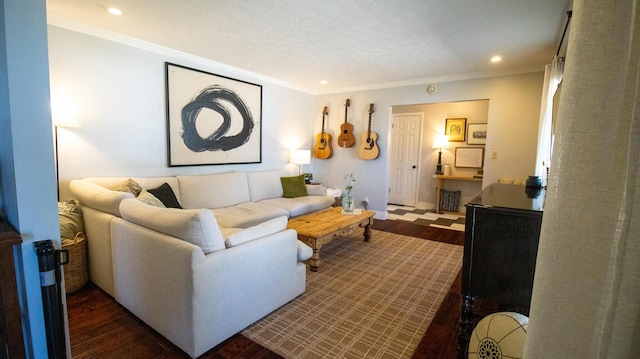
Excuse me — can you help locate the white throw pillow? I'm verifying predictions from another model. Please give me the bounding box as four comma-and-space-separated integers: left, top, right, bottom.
136, 189, 166, 208
225, 216, 288, 248
119, 198, 225, 254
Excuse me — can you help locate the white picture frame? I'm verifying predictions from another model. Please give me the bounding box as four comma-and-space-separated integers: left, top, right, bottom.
467, 123, 487, 145
455, 147, 484, 168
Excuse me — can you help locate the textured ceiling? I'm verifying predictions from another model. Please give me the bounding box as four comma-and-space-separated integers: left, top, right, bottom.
46, 0, 572, 94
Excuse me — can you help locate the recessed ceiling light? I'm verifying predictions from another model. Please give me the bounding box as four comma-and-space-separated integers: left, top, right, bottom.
107, 7, 123, 16
491, 56, 502, 63
320, 80, 327, 85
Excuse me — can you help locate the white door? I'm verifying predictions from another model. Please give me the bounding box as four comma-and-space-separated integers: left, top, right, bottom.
389, 113, 422, 206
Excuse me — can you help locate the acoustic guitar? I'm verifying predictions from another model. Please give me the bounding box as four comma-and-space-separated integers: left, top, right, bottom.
358, 103, 380, 160
337, 99, 355, 148
313, 106, 333, 159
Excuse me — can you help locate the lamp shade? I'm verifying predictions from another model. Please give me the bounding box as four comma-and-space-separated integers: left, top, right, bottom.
432, 134, 449, 149
290, 149, 311, 165
51, 93, 81, 128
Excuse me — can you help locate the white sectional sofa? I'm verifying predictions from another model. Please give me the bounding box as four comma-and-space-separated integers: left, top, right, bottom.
69, 169, 333, 358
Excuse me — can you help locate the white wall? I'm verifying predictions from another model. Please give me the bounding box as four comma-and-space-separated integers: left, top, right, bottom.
48, 26, 315, 200
48, 25, 544, 218
313, 72, 544, 217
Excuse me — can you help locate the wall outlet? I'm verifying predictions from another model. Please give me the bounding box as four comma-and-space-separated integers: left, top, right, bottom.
491, 150, 499, 159
362, 197, 369, 210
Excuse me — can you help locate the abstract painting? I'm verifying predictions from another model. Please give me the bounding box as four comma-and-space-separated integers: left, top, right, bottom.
165, 62, 262, 166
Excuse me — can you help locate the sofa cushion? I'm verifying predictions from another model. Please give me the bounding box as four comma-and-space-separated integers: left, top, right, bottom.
148, 183, 182, 208
225, 216, 288, 248
178, 172, 250, 209
211, 202, 289, 228
247, 169, 287, 202
258, 196, 335, 218
119, 198, 225, 254
136, 189, 166, 208
220, 227, 243, 239
280, 175, 308, 198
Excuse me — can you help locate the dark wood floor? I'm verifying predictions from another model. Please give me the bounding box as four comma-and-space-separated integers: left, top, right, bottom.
66, 219, 490, 358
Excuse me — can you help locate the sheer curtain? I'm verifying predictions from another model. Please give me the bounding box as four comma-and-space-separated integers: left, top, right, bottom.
524, 0, 640, 358
534, 56, 564, 183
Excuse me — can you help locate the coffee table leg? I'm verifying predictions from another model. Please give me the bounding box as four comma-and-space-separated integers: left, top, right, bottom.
363, 222, 371, 242
306, 238, 321, 272
309, 249, 321, 272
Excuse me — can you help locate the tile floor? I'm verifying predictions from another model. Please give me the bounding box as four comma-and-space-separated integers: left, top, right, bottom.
386, 204, 466, 231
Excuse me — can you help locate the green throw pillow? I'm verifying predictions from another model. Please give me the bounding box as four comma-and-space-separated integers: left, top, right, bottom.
280, 175, 308, 198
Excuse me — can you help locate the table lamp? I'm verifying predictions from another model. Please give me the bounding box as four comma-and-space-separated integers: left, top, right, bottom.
432, 134, 449, 175
290, 149, 311, 175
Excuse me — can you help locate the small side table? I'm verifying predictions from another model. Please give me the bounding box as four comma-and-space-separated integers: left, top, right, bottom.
435, 175, 482, 214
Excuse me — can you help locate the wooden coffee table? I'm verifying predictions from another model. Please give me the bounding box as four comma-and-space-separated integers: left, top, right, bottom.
287, 206, 375, 271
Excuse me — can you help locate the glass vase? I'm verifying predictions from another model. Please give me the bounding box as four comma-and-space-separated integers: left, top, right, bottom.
342, 188, 355, 213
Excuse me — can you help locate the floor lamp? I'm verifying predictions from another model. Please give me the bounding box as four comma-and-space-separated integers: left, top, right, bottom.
290, 149, 311, 176
53, 118, 81, 200
432, 134, 449, 175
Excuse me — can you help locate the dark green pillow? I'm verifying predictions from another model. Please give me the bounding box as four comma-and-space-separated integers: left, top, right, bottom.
148, 183, 183, 208
280, 175, 308, 198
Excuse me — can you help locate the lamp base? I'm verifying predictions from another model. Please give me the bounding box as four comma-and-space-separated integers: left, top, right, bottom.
435, 150, 444, 175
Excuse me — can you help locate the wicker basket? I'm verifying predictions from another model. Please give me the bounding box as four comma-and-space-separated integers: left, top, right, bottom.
62, 232, 88, 294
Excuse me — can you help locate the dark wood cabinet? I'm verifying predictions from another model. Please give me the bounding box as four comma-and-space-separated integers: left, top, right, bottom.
0, 219, 25, 359
457, 183, 544, 355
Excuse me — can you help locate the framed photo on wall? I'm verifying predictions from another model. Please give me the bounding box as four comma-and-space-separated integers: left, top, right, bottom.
165, 62, 262, 167
455, 147, 484, 168
445, 118, 467, 142
467, 123, 487, 145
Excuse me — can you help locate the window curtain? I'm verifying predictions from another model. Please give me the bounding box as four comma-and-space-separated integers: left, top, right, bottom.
524, 0, 640, 358
534, 56, 564, 183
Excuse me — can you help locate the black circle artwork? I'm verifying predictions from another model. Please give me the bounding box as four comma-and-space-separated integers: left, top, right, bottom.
181, 85, 254, 152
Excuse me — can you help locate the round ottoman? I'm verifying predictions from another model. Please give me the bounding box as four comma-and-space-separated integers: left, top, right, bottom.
468, 312, 529, 359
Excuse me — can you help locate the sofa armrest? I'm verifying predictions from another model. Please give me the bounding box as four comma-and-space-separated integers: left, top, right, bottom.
70, 179, 134, 216
305, 184, 327, 196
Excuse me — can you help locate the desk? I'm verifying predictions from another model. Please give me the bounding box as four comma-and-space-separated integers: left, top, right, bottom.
457, 183, 544, 356
434, 175, 482, 213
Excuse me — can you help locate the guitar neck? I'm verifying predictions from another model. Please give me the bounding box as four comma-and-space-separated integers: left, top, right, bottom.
321, 106, 328, 135
344, 99, 350, 123
367, 103, 374, 137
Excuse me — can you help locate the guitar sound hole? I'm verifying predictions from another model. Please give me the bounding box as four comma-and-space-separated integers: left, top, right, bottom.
343, 130, 348, 134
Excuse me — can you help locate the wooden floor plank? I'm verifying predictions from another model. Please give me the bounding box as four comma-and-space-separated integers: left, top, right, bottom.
67, 219, 484, 359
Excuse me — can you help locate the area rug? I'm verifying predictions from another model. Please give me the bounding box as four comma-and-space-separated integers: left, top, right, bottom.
242, 230, 463, 359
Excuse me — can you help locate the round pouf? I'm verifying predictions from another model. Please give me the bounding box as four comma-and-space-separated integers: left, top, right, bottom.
468, 312, 529, 359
